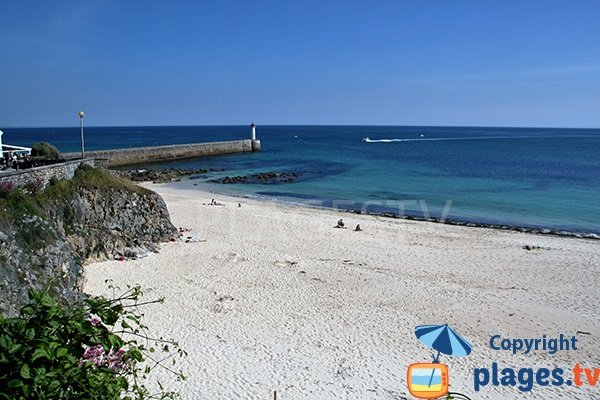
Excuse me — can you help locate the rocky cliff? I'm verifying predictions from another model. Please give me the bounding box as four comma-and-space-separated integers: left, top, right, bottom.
0, 165, 177, 316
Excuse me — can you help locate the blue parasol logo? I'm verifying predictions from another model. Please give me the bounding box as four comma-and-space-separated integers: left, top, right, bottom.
415, 324, 473, 362
407, 324, 474, 399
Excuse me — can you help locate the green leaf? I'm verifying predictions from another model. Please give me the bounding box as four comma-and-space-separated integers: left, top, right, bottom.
108, 335, 123, 349
34, 372, 46, 386
128, 348, 143, 362
56, 347, 68, 358
40, 294, 56, 308
31, 348, 48, 361
21, 305, 35, 315
20, 364, 31, 379
9, 343, 23, 355
71, 320, 84, 332
111, 304, 124, 314
126, 315, 139, 322
0, 334, 9, 349
14, 319, 26, 333
48, 319, 60, 329
103, 311, 119, 325
24, 328, 35, 340
8, 379, 23, 388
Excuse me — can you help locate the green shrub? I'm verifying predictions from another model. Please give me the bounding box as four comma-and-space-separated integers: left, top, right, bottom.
0, 188, 44, 220
0, 284, 186, 399
73, 164, 150, 195
41, 176, 75, 203
30, 142, 63, 161
1, 165, 147, 225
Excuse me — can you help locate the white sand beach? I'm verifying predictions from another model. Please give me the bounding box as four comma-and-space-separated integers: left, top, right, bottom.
84, 184, 600, 400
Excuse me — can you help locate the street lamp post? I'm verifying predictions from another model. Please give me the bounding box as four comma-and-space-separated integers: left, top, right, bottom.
78, 111, 85, 159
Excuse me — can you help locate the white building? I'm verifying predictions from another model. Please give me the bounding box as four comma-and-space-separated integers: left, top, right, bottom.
0, 129, 32, 160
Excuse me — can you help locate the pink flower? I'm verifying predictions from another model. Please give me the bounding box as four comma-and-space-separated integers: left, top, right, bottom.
90, 317, 102, 326
82, 344, 105, 366
106, 348, 127, 372
80, 345, 127, 372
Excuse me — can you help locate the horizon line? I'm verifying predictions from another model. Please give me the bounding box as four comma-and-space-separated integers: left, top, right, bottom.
2, 123, 600, 130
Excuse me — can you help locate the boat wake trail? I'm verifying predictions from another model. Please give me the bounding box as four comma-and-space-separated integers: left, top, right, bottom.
362, 135, 592, 143
363, 138, 408, 143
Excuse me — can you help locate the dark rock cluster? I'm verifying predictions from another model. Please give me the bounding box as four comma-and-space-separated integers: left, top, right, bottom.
111, 168, 220, 183
211, 171, 299, 184
213, 175, 248, 184
254, 172, 298, 183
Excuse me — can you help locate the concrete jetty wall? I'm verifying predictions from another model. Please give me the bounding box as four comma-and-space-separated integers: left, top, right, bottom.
63, 139, 260, 167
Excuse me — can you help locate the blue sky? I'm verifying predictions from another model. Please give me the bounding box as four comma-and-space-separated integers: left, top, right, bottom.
1, 1, 599, 127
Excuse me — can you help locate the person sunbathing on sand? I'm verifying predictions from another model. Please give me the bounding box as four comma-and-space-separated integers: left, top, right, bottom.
335, 219, 346, 228
185, 236, 207, 243
523, 244, 546, 251
354, 224, 362, 231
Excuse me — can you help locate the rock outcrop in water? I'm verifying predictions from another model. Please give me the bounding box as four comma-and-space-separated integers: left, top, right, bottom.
0, 165, 177, 316
211, 171, 299, 184
111, 167, 221, 183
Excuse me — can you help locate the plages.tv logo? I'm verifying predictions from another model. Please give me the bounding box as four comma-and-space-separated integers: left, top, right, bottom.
406, 324, 473, 400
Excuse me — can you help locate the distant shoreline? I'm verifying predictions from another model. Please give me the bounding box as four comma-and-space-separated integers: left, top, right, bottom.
111, 165, 600, 240
160, 174, 600, 241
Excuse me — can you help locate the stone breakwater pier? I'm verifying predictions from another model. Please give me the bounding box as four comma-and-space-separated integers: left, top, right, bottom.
63, 138, 261, 167
62, 122, 262, 167
1, 124, 261, 187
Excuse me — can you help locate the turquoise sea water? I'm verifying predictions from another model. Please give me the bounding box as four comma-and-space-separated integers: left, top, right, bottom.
5, 125, 600, 236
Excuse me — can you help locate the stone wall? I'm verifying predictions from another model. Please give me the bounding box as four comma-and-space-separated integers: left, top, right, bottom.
0, 159, 101, 189
63, 139, 256, 167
